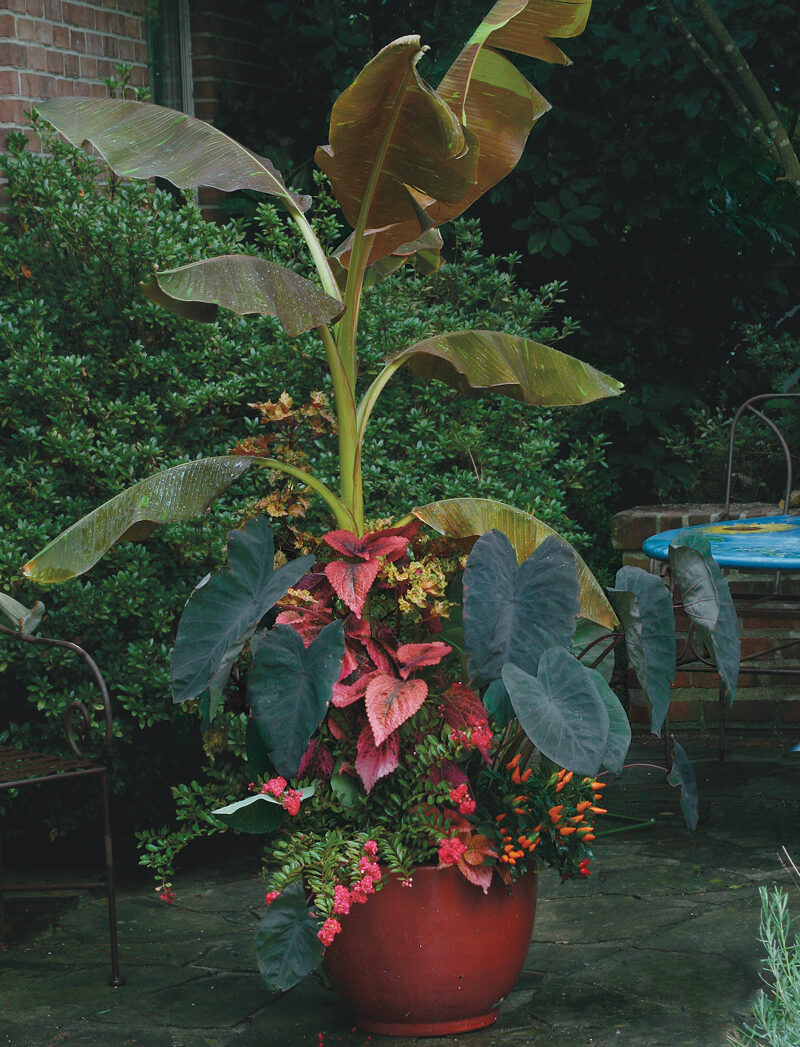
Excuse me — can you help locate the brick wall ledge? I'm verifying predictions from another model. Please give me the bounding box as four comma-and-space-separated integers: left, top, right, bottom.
611, 502, 780, 554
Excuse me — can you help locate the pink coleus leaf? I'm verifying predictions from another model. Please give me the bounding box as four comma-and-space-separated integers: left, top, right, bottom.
325, 558, 381, 616
365, 673, 428, 747
457, 858, 494, 894
396, 641, 452, 680
440, 683, 487, 728
275, 606, 334, 647
355, 723, 400, 793
322, 530, 409, 562
332, 669, 383, 708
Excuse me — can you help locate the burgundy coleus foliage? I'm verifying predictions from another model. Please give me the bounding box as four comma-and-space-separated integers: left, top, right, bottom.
277, 523, 452, 792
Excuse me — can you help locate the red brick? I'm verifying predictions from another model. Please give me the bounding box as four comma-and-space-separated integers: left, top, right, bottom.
63, 51, 79, 76
0, 69, 20, 94
668, 701, 700, 722
79, 55, 97, 78
0, 12, 15, 34
44, 0, 63, 17
52, 24, 69, 47
611, 510, 663, 552
73, 79, 92, 96
19, 72, 51, 96
69, 28, 85, 50
0, 98, 28, 124
26, 0, 44, 13
84, 31, 104, 55
627, 703, 649, 725
132, 39, 146, 63
45, 48, 64, 74
117, 38, 134, 61
0, 41, 28, 65
56, 77, 74, 95
2, 0, 27, 12
63, 1, 95, 27
90, 82, 106, 97
706, 700, 776, 723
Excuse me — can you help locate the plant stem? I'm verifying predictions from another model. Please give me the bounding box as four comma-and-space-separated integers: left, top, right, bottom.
286, 203, 343, 304
318, 324, 360, 530
250, 456, 355, 531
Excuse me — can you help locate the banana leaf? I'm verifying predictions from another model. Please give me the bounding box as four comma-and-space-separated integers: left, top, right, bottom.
413, 496, 616, 628
141, 255, 344, 336
23, 457, 253, 583
36, 97, 310, 211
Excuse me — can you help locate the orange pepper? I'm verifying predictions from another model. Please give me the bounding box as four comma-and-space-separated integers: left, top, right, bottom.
576, 825, 593, 835
559, 826, 577, 836
495, 813, 507, 822
520, 767, 533, 783
591, 781, 606, 790
511, 766, 522, 784
582, 833, 596, 842
576, 800, 592, 813
513, 807, 528, 815
569, 814, 585, 824
562, 771, 574, 785
590, 806, 607, 815
548, 805, 564, 823
504, 844, 515, 853
507, 753, 522, 770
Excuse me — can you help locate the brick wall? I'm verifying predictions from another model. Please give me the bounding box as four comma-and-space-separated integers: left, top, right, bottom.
612, 502, 800, 733
0, 0, 149, 152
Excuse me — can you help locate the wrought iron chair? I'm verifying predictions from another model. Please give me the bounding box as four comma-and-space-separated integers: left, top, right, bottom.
0, 621, 123, 986
722, 391, 800, 520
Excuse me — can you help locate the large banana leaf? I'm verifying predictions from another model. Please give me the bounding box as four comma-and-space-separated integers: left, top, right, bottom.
341, 0, 592, 264
141, 255, 344, 337
330, 228, 444, 287
315, 37, 478, 253
23, 457, 253, 583
433, 0, 591, 220
413, 497, 617, 628
394, 330, 623, 405
36, 98, 310, 211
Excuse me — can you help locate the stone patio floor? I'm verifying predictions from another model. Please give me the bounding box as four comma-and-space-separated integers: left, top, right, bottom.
1, 730, 799, 1047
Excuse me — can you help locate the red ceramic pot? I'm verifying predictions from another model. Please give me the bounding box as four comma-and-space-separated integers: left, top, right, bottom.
322, 865, 537, 1037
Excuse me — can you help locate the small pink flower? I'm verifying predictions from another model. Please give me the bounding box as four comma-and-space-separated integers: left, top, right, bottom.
357, 875, 375, 895
264, 776, 287, 797
317, 917, 342, 946
459, 797, 476, 815
437, 837, 467, 866
265, 890, 280, 906
449, 783, 468, 803
363, 840, 378, 857
282, 789, 303, 816
332, 884, 351, 915
159, 888, 177, 905
358, 857, 381, 880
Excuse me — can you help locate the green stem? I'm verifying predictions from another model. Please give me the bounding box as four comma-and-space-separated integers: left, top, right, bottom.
356, 351, 411, 444
286, 203, 343, 304
318, 324, 360, 532
250, 457, 355, 531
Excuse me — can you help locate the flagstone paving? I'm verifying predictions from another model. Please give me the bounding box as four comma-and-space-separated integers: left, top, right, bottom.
2, 732, 798, 1047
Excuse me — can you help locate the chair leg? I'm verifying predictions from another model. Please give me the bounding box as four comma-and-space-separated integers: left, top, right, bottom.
100, 771, 124, 987
0, 819, 6, 946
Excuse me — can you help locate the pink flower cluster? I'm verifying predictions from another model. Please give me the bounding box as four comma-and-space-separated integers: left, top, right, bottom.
316, 841, 382, 945
449, 714, 493, 752
265, 890, 281, 906
448, 783, 476, 816
255, 777, 304, 816
158, 887, 177, 905
437, 837, 467, 866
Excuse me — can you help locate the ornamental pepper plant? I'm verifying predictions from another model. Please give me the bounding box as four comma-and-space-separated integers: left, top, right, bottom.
18, 0, 741, 994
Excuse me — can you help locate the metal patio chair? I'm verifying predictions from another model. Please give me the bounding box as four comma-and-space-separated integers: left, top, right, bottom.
0, 622, 123, 986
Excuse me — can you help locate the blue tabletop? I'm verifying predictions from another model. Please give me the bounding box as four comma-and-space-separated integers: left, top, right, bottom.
642, 515, 800, 569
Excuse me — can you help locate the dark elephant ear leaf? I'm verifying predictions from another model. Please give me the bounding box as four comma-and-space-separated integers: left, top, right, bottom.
255, 882, 324, 992
141, 255, 344, 337
667, 740, 699, 831
37, 97, 310, 211
413, 497, 616, 629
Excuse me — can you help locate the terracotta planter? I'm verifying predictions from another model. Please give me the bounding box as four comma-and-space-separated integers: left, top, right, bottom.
322, 865, 537, 1037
